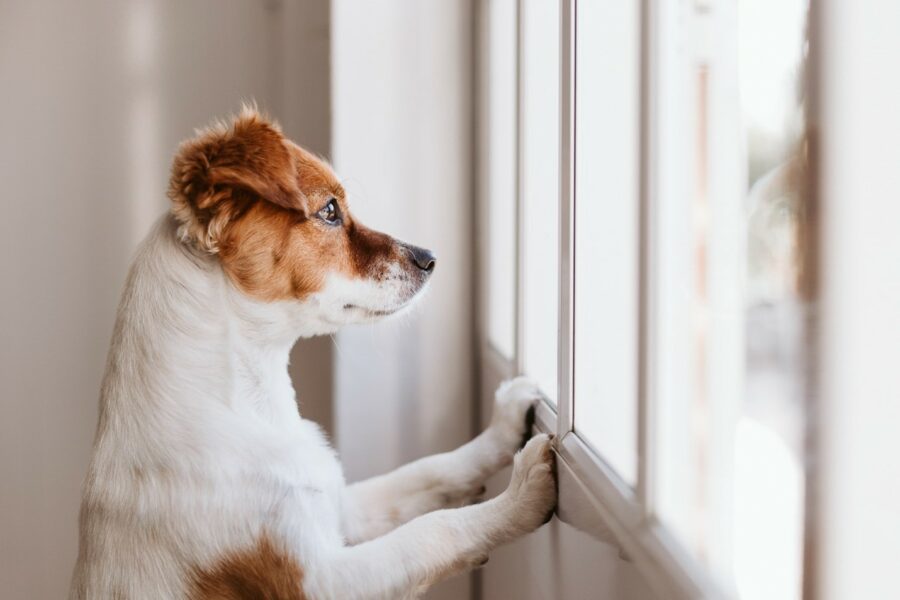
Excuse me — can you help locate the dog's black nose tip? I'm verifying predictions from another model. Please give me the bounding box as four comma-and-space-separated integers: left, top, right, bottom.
406, 245, 436, 273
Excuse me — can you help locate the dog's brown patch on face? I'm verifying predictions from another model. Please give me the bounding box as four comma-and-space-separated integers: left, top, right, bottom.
190, 534, 306, 600
168, 107, 419, 302
346, 220, 402, 279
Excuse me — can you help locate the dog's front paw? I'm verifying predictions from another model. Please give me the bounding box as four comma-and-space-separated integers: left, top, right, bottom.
501, 433, 557, 533
489, 376, 543, 453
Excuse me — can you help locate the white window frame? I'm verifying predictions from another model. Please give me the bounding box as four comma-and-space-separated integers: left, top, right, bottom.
476, 0, 817, 598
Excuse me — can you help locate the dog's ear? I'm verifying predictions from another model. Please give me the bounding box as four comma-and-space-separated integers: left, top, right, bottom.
168, 106, 308, 252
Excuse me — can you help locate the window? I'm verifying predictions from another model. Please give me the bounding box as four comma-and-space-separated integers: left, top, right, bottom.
485, 0, 518, 360
651, 2, 809, 595
572, 0, 641, 486
480, 0, 812, 598
519, 0, 560, 402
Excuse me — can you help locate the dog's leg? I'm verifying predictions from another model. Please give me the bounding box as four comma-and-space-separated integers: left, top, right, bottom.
310, 434, 556, 600
342, 377, 542, 543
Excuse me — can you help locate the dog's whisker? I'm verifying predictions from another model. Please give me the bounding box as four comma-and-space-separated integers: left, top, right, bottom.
329, 334, 346, 362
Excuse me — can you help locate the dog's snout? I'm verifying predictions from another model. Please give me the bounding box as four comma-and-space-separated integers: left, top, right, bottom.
404, 245, 436, 273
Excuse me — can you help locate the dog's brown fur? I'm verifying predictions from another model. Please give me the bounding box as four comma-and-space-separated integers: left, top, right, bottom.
190, 534, 306, 600
167, 107, 403, 302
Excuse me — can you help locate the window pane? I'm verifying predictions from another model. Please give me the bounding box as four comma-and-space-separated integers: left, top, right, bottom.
486, 0, 517, 359
572, 0, 641, 485
520, 0, 560, 402
652, 1, 809, 596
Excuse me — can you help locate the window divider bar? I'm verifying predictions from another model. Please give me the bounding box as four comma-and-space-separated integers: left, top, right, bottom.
514, 0, 525, 377
637, 0, 656, 517
557, 0, 576, 438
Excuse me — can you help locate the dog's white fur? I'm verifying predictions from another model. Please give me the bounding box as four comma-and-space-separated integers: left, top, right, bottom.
70, 214, 555, 599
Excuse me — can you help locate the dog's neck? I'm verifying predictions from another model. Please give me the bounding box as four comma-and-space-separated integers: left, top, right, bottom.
99, 215, 305, 432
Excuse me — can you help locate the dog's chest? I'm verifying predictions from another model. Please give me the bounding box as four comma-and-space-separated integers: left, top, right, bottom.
263, 417, 344, 495
277, 419, 349, 546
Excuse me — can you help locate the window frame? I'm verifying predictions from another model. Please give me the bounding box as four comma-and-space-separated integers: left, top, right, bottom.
476, 0, 817, 598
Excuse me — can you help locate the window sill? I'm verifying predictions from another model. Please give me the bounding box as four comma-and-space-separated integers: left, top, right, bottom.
485, 343, 730, 600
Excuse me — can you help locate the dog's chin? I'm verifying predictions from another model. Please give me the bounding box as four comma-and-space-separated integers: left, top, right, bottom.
339, 304, 397, 322
339, 281, 430, 325
317, 304, 400, 329
341, 297, 417, 324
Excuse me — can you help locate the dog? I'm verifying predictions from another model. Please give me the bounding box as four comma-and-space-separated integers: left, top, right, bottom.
69, 107, 557, 600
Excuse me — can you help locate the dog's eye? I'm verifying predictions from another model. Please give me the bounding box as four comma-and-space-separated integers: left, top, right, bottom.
317, 199, 341, 225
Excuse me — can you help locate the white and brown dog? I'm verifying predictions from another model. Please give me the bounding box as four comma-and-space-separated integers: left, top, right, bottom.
69, 107, 556, 600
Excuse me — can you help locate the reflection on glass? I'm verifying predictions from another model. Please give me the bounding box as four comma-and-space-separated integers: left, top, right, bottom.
735, 0, 808, 597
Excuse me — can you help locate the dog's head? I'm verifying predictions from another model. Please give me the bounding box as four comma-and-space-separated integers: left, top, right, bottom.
167, 107, 435, 333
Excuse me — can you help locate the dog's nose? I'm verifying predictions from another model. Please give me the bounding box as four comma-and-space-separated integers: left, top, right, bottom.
406, 245, 436, 273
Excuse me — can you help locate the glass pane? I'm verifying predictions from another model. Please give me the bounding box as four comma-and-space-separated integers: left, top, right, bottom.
652, 1, 809, 596
486, 0, 518, 359
734, 1, 808, 596
572, 0, 641, 485
520, 0, 560, 402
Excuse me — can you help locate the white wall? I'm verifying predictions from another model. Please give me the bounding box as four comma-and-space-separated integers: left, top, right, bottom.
0, 1, 330, 597
330, 1, 476, 599
814, 1, 900, 598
